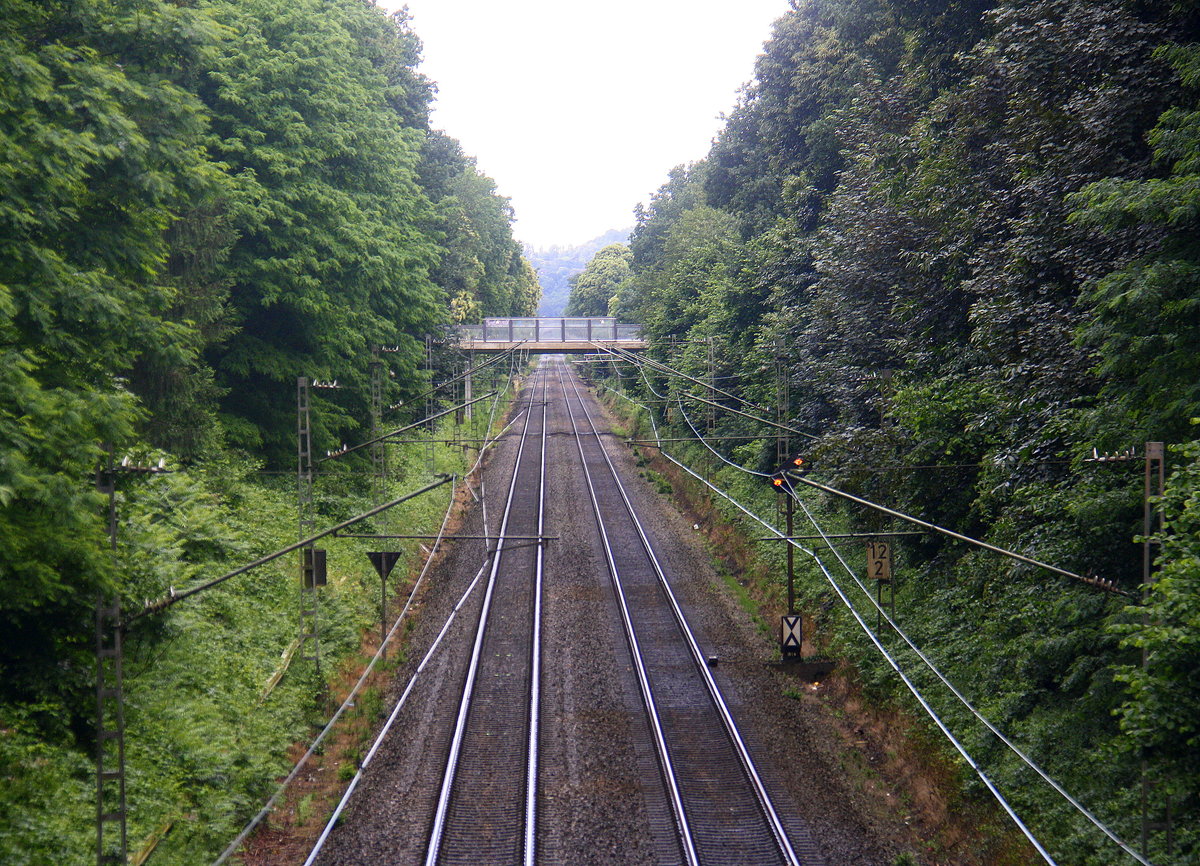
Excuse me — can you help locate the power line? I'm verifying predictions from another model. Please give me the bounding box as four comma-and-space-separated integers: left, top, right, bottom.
655, 449, 1058, 865
779, 479, 1152, 866
387, 342, 523, 418
316, 393, 496, 464
126, 476, 455, 625
681, 392, 822, 441
589, 343, 772, 415
793, 475, 1130, 597
604, 349, 1127, 597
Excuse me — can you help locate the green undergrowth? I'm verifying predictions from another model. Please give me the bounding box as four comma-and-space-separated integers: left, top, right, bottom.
0, 382, 518, 865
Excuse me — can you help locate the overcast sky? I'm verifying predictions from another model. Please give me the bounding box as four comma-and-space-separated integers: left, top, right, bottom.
381, 0, 789, 249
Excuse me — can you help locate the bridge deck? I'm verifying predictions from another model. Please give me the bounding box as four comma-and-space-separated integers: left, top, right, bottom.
456, 339, 647, 353
457, 317, 646, 353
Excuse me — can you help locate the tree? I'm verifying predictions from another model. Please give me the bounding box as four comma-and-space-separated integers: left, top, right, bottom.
564, 244, 631, 317
0, 0, 224, 717
199, 0, 443, 463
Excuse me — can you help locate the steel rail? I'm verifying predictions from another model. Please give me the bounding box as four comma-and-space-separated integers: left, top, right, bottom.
304, 552, 497, 866
560, 362, 802, 866
237, 374, 523, 866
523, 361, 548, 866
425, 365, 548, 866
554, 362, 700, 866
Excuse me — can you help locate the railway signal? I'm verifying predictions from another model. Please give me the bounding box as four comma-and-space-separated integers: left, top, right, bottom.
771, 454, 810, 488
367, 551, 403, 660
768, 455, 811, 661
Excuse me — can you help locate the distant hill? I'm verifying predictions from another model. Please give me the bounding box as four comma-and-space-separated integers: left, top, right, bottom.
525, 228, 632, 317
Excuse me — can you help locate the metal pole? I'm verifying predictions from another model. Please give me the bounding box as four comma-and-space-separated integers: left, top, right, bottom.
786, 493, 795, 615
95, 600, 127, 866
706, 336, 716, 436
426, 336, 435, 474
370, 350, 384, 496
1141, 441, 1165, 857
298, 377, 319, 670
464, 360, 473, 423
94, 445, 127, 865
380, 573, 388, 662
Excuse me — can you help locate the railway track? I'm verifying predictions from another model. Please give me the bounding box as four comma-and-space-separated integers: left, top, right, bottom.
555, 360, 818, 866
312, 357, 821, 864
424, 365, 548, 865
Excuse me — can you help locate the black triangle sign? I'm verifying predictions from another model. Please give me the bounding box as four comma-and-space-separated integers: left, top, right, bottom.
367, 551, 402, 579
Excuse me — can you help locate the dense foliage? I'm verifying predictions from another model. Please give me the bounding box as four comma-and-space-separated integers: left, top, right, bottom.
580, 0, 1200, 861
0, 0, 533, 860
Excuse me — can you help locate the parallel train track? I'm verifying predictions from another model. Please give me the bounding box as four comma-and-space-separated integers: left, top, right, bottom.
323, 358, 818, 864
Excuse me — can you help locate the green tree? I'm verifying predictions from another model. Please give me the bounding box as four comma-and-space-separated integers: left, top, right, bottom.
420, 130, 539, 320
564, 243, 631, 316
1112, 433, 1200, 855
200, 0, 443, 463
1070, 26, 1200, 447
0, 0, 224, 716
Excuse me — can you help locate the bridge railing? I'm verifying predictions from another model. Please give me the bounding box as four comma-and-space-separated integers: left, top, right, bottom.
458, 317, 643, 343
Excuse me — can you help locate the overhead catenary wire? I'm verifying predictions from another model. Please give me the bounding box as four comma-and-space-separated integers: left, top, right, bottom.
316, 392, 497, 464
793, 475, 1130, 597
126, 475, 455, 625
593, 357, 1147, 863
607, 349, 1128, 598
655, 449, 1058, 865
681, 391, 822, 442
780, 480, 1153, 866
589, 342, 772, 414
385, 341, 525, 417
675, 393, 774, 478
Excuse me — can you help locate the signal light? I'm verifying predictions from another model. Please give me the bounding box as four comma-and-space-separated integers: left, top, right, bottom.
769, 454, 810, 488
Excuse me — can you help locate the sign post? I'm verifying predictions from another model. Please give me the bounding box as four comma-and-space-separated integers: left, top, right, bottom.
367, 551, 403, 659
867, 540, 893, 631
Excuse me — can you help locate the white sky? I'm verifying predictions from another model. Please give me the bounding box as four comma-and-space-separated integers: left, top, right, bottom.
381, 0, 790, 249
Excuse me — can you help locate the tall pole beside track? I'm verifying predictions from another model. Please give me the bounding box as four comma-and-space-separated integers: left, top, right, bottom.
94, 443, 127, 866
298, 377, 321, 671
